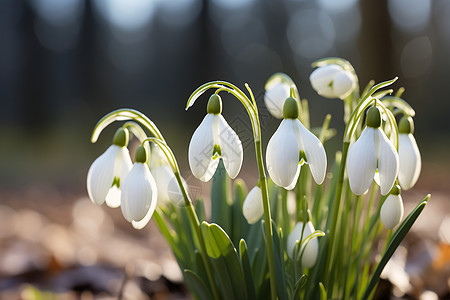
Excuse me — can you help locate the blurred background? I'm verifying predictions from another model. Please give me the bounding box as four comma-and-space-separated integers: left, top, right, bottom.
0, 0, 449, 299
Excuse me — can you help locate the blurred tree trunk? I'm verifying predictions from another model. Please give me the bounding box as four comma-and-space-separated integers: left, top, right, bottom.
358, 0, 393, 83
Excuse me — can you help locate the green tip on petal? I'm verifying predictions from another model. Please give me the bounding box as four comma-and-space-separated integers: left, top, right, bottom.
283, 97, 299, 119
399, 116, 414, 134
366, 106, 381, 128
390, 184, 401, 196
135, 145, 148, 163
207, 94, 222, 115
112, 127, 129, 147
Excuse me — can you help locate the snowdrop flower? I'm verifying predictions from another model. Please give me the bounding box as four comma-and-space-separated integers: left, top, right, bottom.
287, 221, 319, 268
264, 81, 291, 119
347, 106, 399, 196
398, 116, 421, 190
152, 164, 186, 206
87, 128, 132, 208
121, 145, 157, 229
243, 186, 264, 224
266, 97, 327, 189
380, 185, 404, 229
310, 64, 356, 99
188, 94, 243, 182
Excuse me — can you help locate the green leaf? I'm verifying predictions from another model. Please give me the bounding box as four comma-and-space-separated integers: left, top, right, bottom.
211, 160, 232, 233
361, 195, 429, 300
184, 269, 214, 300
319, 282, 327, 300
239, 239, 257, 300
201, 222, 248, 300
271, 224, 288, 300
293, 274, 307, 299
231, 179, 249, 247
381, 96, 416, 117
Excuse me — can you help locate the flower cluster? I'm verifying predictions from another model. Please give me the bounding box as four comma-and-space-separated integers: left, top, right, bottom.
87, 57, 427, 300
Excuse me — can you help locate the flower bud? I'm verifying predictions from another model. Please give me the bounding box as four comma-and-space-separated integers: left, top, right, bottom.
310, 64, 356, 99
380, 191, 404, 229
264, 82, 291, 119
287, 221, 319, 268
243, 186, 264, 224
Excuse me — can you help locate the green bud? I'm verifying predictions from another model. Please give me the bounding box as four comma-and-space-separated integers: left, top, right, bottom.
207, 94, 222, 115
112, 127, 129, 147
390, 184, 401, 196
399, 116, 414, 134
135, 145, 148, 163
366, 106, 381, 128
283, 97, 299, 119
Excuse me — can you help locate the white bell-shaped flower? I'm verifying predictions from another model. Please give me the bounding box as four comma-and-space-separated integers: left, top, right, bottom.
188, 94, 243, 182
287, 221, 319, 268
380, 186, 404, 229
87, 128, 132, 208
310, 64, 356, 99
121, 146, 157, 229
347, 107, 399, 196
398, 117, 421, 190
152, 164, 186, 206
266, 97, 327, 190
264, 81, 291, 119
243, 186, 264, 224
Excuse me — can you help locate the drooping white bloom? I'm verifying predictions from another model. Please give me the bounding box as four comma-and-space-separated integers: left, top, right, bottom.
398, 133, 421, 190
264, 81, 291, 119
152, 164, 186, 206
188, 98, 243, 182
347, 106, 399, 196
121, 159, 157, 229
87, 144, 132, 208
266, 118, 327, 189
243, 186, 264, 224
287, 221, 319, 268
347, 126, 399, 195
380, 193, 404, 229
310, 64, 356, 99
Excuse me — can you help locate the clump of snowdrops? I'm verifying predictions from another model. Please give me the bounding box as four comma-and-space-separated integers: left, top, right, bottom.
87, 57, 429, 300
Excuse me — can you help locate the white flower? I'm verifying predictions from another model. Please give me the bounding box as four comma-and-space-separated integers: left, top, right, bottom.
243, 186, 264, 224
264, 81, 291, 119
188, 100, 243, 182
287, 221, 319, 268
266, 118, 327, 189
347, 126, 399, 195
398, 133, 421, 190
152, 164, 186, 206
310, 64, 356, 99
87, 144, 132, 208
121, 147, 158, 230
380, 193, 404, 229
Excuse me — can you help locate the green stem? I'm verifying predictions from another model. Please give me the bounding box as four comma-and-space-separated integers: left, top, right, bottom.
174, 171, 220, 300
324, 141, 350, 290
255, 140, 278, 300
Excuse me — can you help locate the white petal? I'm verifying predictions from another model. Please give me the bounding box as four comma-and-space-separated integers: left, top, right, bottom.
346, 127, 378, 195
87, 145, 120, 206
294, 119, 327, 184
333, 70, 356, 99
105, 185, 121, 208
188, 114, 216, 181
264, 82, 290, 119
266, 119, 301, 189
105, 146, 132, 208
376, 128, 399, 196
121, 163, 157, 222
309, 65, 342, 98
380, 194, 404, 229
217, 115, 243, 179
152, 165, 185, 206
287, 221, 319, 268
243, 186, 264, 224
398, 133, 421, 190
